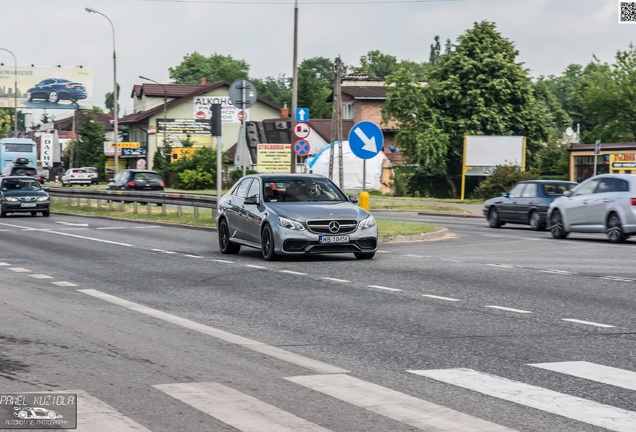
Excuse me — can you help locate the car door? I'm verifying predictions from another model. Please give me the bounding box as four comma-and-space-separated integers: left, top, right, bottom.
242, 178, 265, 244
561, 178, 600, 227
225, 178, 253, 241
498, 183, 526, 221
584, 177, 625, 229
514, 182, 537, 223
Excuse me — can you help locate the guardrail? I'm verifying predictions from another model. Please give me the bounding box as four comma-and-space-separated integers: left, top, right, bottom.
48, 187, 218, 220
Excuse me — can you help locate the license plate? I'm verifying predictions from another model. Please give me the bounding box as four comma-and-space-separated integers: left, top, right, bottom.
319, 235, 350, 244
20, 203, 36, 208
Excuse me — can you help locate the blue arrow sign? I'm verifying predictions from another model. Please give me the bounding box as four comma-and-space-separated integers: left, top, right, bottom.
348, 121, 384, 159
296, 108, 309, 122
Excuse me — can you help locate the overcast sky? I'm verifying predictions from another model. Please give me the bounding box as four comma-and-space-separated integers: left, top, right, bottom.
2, 0, 633, 121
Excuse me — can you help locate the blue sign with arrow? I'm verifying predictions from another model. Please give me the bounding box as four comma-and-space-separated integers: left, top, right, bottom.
348, 121, 384, 159
296, 108, 309, 122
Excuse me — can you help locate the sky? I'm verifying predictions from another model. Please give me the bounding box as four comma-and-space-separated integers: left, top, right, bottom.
1, 0, 633, 122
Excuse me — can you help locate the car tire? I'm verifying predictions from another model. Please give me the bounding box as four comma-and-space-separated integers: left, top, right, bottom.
31, 211, 37, 216
488, 207, 502, 228
261, 224, 281, 261
218, 218, 240, 254
0, 206, 5, 218
47, 90, 59, 103
529, 211, 544, 231
606, 212, 628, 243
42, 210, 50, 217
354, 252, 375, 260
549, 210, 569, 239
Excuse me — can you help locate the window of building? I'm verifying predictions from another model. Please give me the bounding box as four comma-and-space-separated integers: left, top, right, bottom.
343, 103, 354, 120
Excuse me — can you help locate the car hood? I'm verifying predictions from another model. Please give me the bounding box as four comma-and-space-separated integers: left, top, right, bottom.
266, 201, 371, 221
2, 190, 48, 198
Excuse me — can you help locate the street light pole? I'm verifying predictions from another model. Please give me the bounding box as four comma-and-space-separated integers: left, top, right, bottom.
139, 75, 167, 170
85, 7, 119, 175
0, 48, 18, 134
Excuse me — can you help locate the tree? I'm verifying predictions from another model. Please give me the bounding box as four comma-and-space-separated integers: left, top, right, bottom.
384, 21, 550, 198
354, 50, 399, 79
68, 111, 106, 170
0, 109, 11, 138
251, 74, 291, 108
104, 83, 121, 114
298, 57, 335, 119
169, 52, 250, 84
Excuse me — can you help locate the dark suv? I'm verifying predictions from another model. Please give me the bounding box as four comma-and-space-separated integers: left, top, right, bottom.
1, 157, 46, 184
107, 169, 164, 191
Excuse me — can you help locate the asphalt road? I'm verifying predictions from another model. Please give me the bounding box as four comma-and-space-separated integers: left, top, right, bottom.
0, 213, 634, 432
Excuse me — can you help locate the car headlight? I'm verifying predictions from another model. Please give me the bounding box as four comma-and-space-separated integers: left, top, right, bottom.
36, 196, 49, 202
358, 214, 376, 230
278, 216, 305, 231
5, 197, 18, 202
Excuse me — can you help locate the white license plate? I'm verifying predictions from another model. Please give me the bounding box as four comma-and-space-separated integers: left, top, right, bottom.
319, 235, 350, 244
20, 203, 37, 208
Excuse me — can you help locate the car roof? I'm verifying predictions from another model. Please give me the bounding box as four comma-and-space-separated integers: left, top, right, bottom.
247, 173, 328, 180
2, 175, 40, 180
520, 180, 577, 184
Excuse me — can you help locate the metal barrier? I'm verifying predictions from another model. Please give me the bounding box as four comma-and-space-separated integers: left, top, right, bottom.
48, 187, 218, 219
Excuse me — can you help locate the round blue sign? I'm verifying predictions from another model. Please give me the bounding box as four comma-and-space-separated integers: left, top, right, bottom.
348, 121, 384, 159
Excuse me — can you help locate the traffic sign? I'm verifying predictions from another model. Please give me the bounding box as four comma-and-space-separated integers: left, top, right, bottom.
296, 108, 309, 122
293, 121, 311, 139
294, 139, 310, 157
348, 121, 384, 159
229, 79, 258, 109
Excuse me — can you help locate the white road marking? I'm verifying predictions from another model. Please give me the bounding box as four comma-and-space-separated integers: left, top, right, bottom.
8, 267, 30, 273
601, 276, 636, 282
52, 281, 78, 287
279, 270, 307, 276
212, 259, 235, 264
529, 361, 636, 391
561, 318, 615, 328
286, 374, 517, 432
72, 390, 153, 432
404, 254, 430, 258
44, 230, 134, 247
409, 368, 636, 432
131, 225, 161, 229
78, 289, 348, 374
245, 264, 267, 269
321, 277, 350, 283
0, 262, 9, 266
540, 269, 573, 275
154, 382, 332, 432
441, 259, 463, 263
422, 294, 462, 302
151, 248, 177, 254
486, 264, 515, 268
56, 221, 89, 226
184, 254, 203, 258
30, 274, 53, 279
485, 306, 532, 314
96, 227, 128, 230
368, 285, 401, 292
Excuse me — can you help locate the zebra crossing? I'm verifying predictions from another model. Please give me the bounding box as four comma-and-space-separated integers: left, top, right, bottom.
61, 360, 635, 431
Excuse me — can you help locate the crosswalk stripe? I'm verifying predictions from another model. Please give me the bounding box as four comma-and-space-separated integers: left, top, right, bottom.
286, 373, 517, 432
73, 390, 152, 432
529, 361, 636, 391
409, 368, 636, 432
154, 382, 332, 432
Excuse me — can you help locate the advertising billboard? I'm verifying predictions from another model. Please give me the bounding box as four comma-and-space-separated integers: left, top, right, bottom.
0, 65, 93, 109
192, 96, 249, 124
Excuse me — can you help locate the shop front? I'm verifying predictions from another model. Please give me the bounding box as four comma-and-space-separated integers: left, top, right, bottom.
569, 142, 636, 182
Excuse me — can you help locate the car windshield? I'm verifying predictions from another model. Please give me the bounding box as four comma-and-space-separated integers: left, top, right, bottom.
2, 179, 41, 190
133, 172, 161, 181
263, 178, 346, 202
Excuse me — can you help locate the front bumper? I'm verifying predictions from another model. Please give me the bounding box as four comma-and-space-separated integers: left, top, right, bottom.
275, 226, 378, 255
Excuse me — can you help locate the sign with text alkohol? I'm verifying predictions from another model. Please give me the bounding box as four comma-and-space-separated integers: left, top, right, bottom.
192, 96, 249, 124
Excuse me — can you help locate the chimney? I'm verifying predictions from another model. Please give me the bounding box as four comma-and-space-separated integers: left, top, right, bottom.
198, 77, 207, 85
280, 107, 290, 118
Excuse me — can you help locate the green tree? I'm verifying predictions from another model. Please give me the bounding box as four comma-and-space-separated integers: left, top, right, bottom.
354, 50, 399, 79
384, 21, 550, 198
104, 84, 121, 114
171, 146, 219, 190
298, 57, 335, 119
74, 111, 106, 170
252, 74, 292, 108
169, 52, 250, 84
0, 109, 11, 138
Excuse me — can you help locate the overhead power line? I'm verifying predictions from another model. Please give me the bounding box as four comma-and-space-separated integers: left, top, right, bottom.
140, 0, 460, 4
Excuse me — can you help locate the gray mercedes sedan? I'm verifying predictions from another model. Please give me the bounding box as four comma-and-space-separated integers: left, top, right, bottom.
216, 174, 378, 260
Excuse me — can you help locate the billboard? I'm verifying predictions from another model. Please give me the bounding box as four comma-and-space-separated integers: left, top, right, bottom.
157, 118, 213, 146
192, 96, 249, 124
0, 65, 93, 109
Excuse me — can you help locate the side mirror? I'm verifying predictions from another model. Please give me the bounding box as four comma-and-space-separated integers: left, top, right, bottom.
501, 192, 509, 198
563, 190, 573, 197
349, 195, 359, 204
42, 186, 50, 191
244, 196, 258, 205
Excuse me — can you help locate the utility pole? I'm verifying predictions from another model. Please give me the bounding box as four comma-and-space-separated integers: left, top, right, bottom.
290, 0, 299, 173
329, 56, 344, 188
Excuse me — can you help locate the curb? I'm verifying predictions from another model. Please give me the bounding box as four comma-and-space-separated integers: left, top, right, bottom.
379, 227, 450, 243
417, 211, 483, 219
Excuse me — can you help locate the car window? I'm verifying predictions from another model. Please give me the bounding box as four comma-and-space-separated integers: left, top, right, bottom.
246, 179, 260, 200
234, 179, 253, 198
543, 183, 573, 195
134, 172, 161, 181
508, 183, 525, 198
573, 178, 600, 196
521, 183, 536, 198
596, 177, 629, 193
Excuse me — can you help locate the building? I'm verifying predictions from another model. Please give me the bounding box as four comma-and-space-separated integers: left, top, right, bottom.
569, 142, 636, 182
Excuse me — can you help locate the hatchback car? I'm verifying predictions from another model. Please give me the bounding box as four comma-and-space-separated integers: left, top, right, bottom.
61, 168, 92, 186
1, 157, 47, 184
25, 78, 87, 104
484, 180, 577, 230
107, 169, 164, 191
81, 166, 99, 184
216, 174, 378, 260
548, 174, 636, 243
0, 176, 50, 217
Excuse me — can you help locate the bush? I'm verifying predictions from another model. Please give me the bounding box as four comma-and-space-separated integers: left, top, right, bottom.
174, 169, 214, 190
475, 164, 540, 199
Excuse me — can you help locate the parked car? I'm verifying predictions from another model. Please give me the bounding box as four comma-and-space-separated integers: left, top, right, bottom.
1, 157, 47, 184
25, 78, 87, 104
81, 166, 99, 184
216, 173, 378, 261
548, 174, 636, 243
61, 168, 92, 186
483, 180, 577, 230
0, 176, 50, 217
107, 169, 164, 191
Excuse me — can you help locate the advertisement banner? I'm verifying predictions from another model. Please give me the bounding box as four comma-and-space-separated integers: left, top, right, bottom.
157, 119, 213, 146
192, 96, 249, 124
40, 133, 54, 168
610, 153, 636, 169
103, 142, 146, 157
0, 65, 93, 109
257, 143, 291, 173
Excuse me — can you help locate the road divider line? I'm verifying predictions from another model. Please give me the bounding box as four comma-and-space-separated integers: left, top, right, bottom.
321, 277, 350, 283
212, 259, 235, 264
78, 289, 348, 374
8, 267, 30, 273
561, 318, 615, 328
486, 264, 515, 268
367, 285, 401, 292
30, 274, 53, 279
154, 382, 332, 432
245, 264, 267, 269
422, 294, 462, 302
52, 281, 78, 287
485, 306, 532, 314
280, 270, 308, 276
529, 361, 636, 391
44, 230, 134, 247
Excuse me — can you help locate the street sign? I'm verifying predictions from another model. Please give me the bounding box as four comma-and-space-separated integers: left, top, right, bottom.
296, 108, 309, 122
293, 121, 311, 139
294, 139, 310, 157
348, 121, 384, 159
229, 79, 257, 109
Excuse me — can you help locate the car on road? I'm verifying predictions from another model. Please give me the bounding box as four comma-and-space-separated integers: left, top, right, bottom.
484, 180, 577, 230
25, 78, 87, 104
107, 169, 164, 191
1, 157, 47, 184
0, 176, 50, 217
14, 407, 62, 419
548, 173, 636, 243
61, 168, 92, 186
216, 173, 378, 261
81, 166, 99, 184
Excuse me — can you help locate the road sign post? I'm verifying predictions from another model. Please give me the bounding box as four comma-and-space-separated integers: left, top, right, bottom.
230, 79, 257, 176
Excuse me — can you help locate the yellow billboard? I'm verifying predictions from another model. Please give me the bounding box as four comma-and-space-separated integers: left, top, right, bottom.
257, 144, 291, 173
